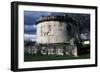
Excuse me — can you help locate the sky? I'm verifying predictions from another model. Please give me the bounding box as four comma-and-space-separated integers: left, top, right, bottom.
24, 11, 90, 41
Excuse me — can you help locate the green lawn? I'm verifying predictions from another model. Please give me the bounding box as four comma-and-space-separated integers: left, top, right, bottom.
24, 53, 90, 62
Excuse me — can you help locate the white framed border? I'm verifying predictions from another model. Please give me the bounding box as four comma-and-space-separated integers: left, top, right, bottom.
18, 5, 96, 69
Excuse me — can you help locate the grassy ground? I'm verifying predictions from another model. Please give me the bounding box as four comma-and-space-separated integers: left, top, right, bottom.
24, 53, 90, 62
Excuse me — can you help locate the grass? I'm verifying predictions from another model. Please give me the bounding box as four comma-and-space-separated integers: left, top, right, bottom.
24, 53, 90, 62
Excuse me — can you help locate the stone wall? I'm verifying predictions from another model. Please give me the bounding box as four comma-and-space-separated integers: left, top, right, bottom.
24, 43, 78, 57
36, 21, 68, 44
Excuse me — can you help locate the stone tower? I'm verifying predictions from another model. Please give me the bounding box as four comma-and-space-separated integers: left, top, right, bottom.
36, 15, 73, 44
35, 15, 79, 56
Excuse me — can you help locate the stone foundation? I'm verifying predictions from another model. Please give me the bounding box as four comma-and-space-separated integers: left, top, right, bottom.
24, 43, 78, 57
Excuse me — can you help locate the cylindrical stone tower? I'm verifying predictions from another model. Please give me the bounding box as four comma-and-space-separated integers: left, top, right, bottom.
27, 15, 79, 56
36, 15, 69, 44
